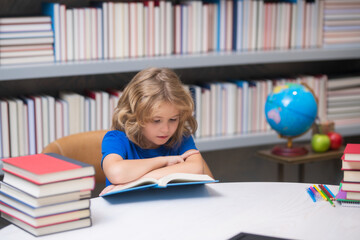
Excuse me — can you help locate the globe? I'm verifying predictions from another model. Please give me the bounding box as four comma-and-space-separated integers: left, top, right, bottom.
265, 83, 318, 156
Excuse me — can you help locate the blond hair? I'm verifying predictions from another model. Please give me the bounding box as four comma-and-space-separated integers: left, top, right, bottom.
112, 68, 197, 148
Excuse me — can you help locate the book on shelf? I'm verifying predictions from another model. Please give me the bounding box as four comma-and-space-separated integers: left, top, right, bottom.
343, 143, 360, 161
1, 212, 91, 237
2, 153, 95, 184
0, 181, 91, 208
0, 55, 54, 65
101, 173, 217, 197
0, 23, 52, 33
0, 193, 90, 218
0, 201, 90, 228
0, 16, 51, 24
0, 37, 54, 46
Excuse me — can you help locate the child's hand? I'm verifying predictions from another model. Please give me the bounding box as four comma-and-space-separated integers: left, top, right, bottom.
99, 184, 116, 196
181, 150, 200, 160
165, 156, 184, 166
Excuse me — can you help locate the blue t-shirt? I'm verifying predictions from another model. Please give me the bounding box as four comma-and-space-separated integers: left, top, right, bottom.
101, 130, 198, 185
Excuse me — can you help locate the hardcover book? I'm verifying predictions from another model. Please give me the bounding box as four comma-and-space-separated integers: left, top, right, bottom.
344, 144, 360, 161
0, 201, 90, 228
0, 181, 91, 208
1, 212, 91, 237
336, 186, 360, 202
0, 193, 90, 218
2, 173, 95, 198
101, 173, 217, 197
2, 153, 95, 184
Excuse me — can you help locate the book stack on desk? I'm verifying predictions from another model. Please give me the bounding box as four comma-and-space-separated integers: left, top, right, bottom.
0, 153, 95, 236
336, 143, 360, 206
0, 16, 55, 65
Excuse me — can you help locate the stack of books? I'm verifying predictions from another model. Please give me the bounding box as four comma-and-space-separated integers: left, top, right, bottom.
327, 76, 360, 127
0, 16, 55, 65
0, 153, 95, 236
336, 143, 360, 207
323, 1, 360, 49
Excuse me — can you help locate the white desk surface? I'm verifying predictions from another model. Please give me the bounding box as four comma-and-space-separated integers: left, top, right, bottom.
1, 182, 359, 240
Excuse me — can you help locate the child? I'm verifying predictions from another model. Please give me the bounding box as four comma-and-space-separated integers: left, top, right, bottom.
100, 67, 207, 195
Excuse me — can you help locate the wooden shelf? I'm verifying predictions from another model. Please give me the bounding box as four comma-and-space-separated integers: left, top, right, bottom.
1, 48, 360, 81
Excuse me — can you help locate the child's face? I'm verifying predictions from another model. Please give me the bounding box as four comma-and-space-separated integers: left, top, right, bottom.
142, 102, 180, 149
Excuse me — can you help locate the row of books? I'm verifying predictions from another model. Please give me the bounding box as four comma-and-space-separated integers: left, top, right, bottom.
2, 0, 358, 65
0, 16, 55, 65
0, 89, 122, 159
327, 76, 360, 126
336, 143, 360, 207
0, 153, 95, 236
46, 0, 326, 62
322, 1, 360, 49
0, 74, 328, 160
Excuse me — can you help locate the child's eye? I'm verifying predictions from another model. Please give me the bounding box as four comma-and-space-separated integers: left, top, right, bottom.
153, 119, 161, 123
170, 118, 178, 122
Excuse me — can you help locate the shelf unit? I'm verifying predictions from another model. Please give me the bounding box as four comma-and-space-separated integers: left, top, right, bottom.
1, 48, 360, 81
1, 47, 360, 151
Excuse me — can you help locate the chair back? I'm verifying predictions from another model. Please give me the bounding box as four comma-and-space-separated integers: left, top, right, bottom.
42, 130, 107, 184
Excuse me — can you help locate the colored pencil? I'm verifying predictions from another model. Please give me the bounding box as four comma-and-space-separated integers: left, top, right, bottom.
323, 184, 336, 199
306, 188, 316, 202
313, 185, 327, 201
318, 185, 335, 207
320, 184, 334, 200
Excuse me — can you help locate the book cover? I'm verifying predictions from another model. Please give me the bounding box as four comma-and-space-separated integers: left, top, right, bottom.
2, 172, 95, 198
342, 155, 360, 170
0, 202, 90, 228
344, 144, 360, 160
0, 192, 90, 218
336, 186, 360, 202
2, 153, 95, 184
42, 2, 61, 62
1, 212, 91, 237
341, 181, 360, 193
101, 173, 217, 197
0, 181, 91, 208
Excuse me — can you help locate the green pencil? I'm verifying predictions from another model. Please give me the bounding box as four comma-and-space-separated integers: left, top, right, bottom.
318, 184, 335, 207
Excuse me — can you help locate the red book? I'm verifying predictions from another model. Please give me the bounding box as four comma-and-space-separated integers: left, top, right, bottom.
344, 144, 360, 161
2, 153, 95, 184
342, 155, 360, 170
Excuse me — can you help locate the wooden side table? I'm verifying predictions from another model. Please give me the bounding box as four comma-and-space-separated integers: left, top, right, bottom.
257, 145, 344, 182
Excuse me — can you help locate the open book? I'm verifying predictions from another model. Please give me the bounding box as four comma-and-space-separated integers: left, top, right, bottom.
101, 173, 217, 197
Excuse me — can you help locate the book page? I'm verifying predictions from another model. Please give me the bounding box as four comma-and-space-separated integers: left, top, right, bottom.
158, 173, 214, 187
107, 177, 158, 193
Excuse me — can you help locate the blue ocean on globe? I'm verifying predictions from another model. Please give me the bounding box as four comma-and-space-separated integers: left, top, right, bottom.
265, 83, 318, 137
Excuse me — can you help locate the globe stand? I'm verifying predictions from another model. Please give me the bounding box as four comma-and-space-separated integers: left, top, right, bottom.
271, 137, 308, 157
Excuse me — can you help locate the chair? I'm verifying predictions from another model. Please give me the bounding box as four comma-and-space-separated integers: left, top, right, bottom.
42, 130, 214, 184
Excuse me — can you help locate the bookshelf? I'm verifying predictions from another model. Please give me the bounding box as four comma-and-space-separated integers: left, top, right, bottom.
1, 0, 360, 154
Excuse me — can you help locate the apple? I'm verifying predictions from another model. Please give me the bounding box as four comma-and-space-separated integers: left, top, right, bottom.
311, 134, 331, 153
327, 131, 343, 150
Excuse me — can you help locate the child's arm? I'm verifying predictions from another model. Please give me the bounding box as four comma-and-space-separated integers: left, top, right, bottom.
141, 150, 204, 179
102, 151, 198, 185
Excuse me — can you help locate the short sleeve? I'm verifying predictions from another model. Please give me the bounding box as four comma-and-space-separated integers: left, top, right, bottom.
177, 135, 198, 155
101, 130, 129, 168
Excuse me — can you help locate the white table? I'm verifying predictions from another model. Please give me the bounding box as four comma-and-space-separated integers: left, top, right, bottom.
1, 182, 359, 240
